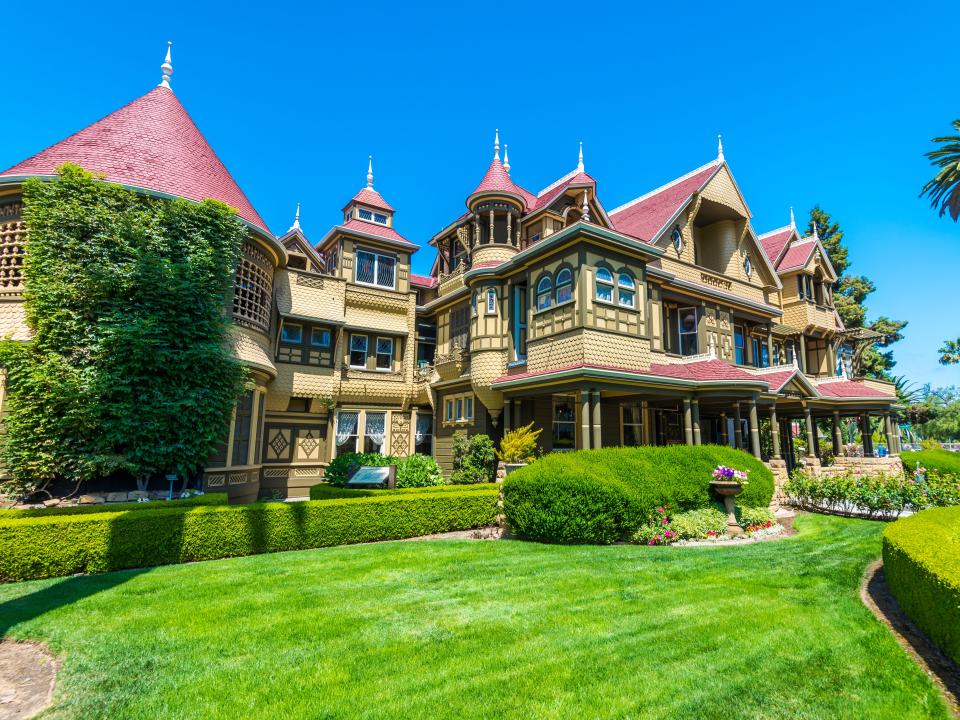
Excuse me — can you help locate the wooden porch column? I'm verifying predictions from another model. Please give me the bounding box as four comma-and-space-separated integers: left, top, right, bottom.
682, 398, 694, 446
861, 414, 873, 457
748, 398, 762, 459
893, 417, 902, 455
580, 390, 592, 450
770, 404, 781, 459
832, 410, 844, 456
503, 400, 512, 434
733, 403, 743, 449
691, 398, 702, 445
884, 413, 896, 456
720, 411, 728, 446
641, 400, 651, 445
798, 334, 807, 374
591, 390, 602, 450
804, 406, 817, 458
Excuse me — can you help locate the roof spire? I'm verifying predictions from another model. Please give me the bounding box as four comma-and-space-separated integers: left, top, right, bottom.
581, 188, 591, 223
790, 206, 796, 230
159, 41, 173, 89
717, 133, 724, 162
503, 144, 510, 173
494, 128, 500, 161
289, 203, 301, 232
812, 219, 819, 241
366, 155, 374, 189
577, 141, 584, 173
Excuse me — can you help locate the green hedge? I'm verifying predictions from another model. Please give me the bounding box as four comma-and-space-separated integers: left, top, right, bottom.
0, 492, 227, 519
901, 448, 960, 477
0, 490, 498, 582
882, 507, 960, 665
309, 483, 498, 501
503, 445, 773, 544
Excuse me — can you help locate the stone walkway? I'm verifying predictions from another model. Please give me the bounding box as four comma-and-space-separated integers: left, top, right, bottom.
0, 641, 59, 720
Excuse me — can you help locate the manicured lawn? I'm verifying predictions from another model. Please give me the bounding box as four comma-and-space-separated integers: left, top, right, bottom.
0, 514, 950, 719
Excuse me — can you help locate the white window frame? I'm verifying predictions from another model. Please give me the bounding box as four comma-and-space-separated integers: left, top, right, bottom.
555, 268, 573, 305
280, 322, 303, 344
617, 272, 636, 308
375, 336, 394, 371
335, 410, 360, 456
358, 208, 373, 221
677, 306, 699, 356
349, 334, 368, 368
552, 395, 577, 451
355, 249, 397, 290
373, 212, 388, 225
486, 288, 497, 315
595, 266, 614, 303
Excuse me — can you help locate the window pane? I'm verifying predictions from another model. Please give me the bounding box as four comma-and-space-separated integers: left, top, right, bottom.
487, 289, 496, 313
376, 338, 393, 369
456, 398, 463, 420
281, 324, 302, 343
618, 289, 635, 308
537, 277, 552, 294
377, 255, 396, 287
556, 284, 573, 304
350, 335, 367, 367
311, 328, 331, 347
335, 411, 359, 456
358, 208, 373, 220
596, 267, 613, 283
537, 291, 552, 311
356, 251, 375, 284
553, 396, 577, 450
373, 213, 388, 224
556, 268, 572, 285
465, 397, 473, 419
618, 273, 634, 289
596, 284, 613, 302
678, 307, 698, 356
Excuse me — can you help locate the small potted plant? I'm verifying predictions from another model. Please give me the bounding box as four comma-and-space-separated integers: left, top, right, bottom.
710, 465, 749, 536
497, 422, 542, 475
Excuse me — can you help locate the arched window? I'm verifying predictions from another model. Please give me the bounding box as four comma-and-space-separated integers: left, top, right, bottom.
555, 268, 573, 304
595, 267, 613, 303
536, 276, 553, 311
617, 272, 636, 308
486, 288, 497, 314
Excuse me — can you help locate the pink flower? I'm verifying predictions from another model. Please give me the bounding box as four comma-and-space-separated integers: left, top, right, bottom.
662, 518, 669, 525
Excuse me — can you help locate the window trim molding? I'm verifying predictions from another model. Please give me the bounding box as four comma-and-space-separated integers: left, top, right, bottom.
349, 333, 369, 369
354, 247, 398, 290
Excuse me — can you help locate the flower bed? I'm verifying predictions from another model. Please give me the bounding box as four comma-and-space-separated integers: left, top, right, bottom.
784, 469, 960, 519
883, 507, 960, 665
632, 504, 778, 545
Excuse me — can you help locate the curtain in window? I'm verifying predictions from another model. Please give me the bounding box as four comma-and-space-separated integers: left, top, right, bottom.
336, 411, 358, 445
365, 412, 386, 446
415, 414, 432, 444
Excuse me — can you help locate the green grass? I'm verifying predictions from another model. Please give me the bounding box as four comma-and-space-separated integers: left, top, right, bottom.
0, 514, 949, 719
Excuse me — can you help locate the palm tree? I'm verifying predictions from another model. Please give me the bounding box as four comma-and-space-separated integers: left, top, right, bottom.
921, 119, 960, 221
891, 374, 924, 405
939, 338, 960, 365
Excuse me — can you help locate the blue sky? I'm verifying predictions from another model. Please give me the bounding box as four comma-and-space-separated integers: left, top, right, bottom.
3, 0, 958, 388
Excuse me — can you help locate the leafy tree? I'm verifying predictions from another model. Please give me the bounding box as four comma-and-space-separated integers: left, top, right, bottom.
939, 338, 960, 365
911, 386, 960, 441
806, 207, 906, 378
920, 119, 960, 221
0, 165, 249, 498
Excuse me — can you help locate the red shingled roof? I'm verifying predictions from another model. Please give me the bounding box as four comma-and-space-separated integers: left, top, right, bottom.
646, 359, 761, 382
0, 86, 269, 233
409, 273, 436, 288
609, 162, 719, 243
338, 217, 412, 245
345, 187, 394, 213
776, 239, 816, 271
469, 156, 532, 207
751, 369, 797, 392
759, 227, 793, 266
531, 171, 596, 212
816, 380, 894, 398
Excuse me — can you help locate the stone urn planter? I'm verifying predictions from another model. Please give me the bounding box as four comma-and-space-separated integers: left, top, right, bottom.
710, 475, 748, 537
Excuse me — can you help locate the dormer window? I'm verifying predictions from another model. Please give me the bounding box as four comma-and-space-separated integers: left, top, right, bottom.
356, 249, 396, 289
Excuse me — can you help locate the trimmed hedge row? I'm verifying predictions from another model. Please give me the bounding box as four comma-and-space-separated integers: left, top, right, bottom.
901, 448, 960, 477
309, 483, 498, 501
882, 507, 960, 665
0, 490, 498, 582
0, 492, 228, 519
503, 445, 774, 544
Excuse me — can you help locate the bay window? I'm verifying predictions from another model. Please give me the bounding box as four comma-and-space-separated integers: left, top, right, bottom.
335, 411, 359, 455
363, 412, 386, 454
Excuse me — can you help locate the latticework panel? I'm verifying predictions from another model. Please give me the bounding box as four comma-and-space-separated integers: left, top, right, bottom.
233, 243, 273, 331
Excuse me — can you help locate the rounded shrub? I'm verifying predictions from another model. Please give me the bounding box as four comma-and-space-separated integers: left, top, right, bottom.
503, 445, 773, 544
882, 506, 960, 665
901, 448, 960, 477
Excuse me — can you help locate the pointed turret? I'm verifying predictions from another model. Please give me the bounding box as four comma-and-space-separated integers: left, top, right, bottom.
0, 42, 269, 233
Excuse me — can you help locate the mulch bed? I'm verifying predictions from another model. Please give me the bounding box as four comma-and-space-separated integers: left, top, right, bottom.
861, 560, 960, 718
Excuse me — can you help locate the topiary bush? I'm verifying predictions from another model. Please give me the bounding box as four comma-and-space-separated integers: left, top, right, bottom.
0, 488, 498, 581
883, 506, 960, 665
503, 445, 773, 544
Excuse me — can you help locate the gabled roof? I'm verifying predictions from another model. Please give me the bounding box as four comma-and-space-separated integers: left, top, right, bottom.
410, 273, 437, 288
0, 86, 270, 234
532, 170, 596, 211
758, 225, 796, 266
608, 161, 721, 243
277, 227, 325, 268
776, 238, 817, 272
344, 187, 394, 213
319, 217, 415, 249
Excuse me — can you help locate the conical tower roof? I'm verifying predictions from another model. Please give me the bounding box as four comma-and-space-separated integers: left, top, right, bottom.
0, 85, 269, 234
